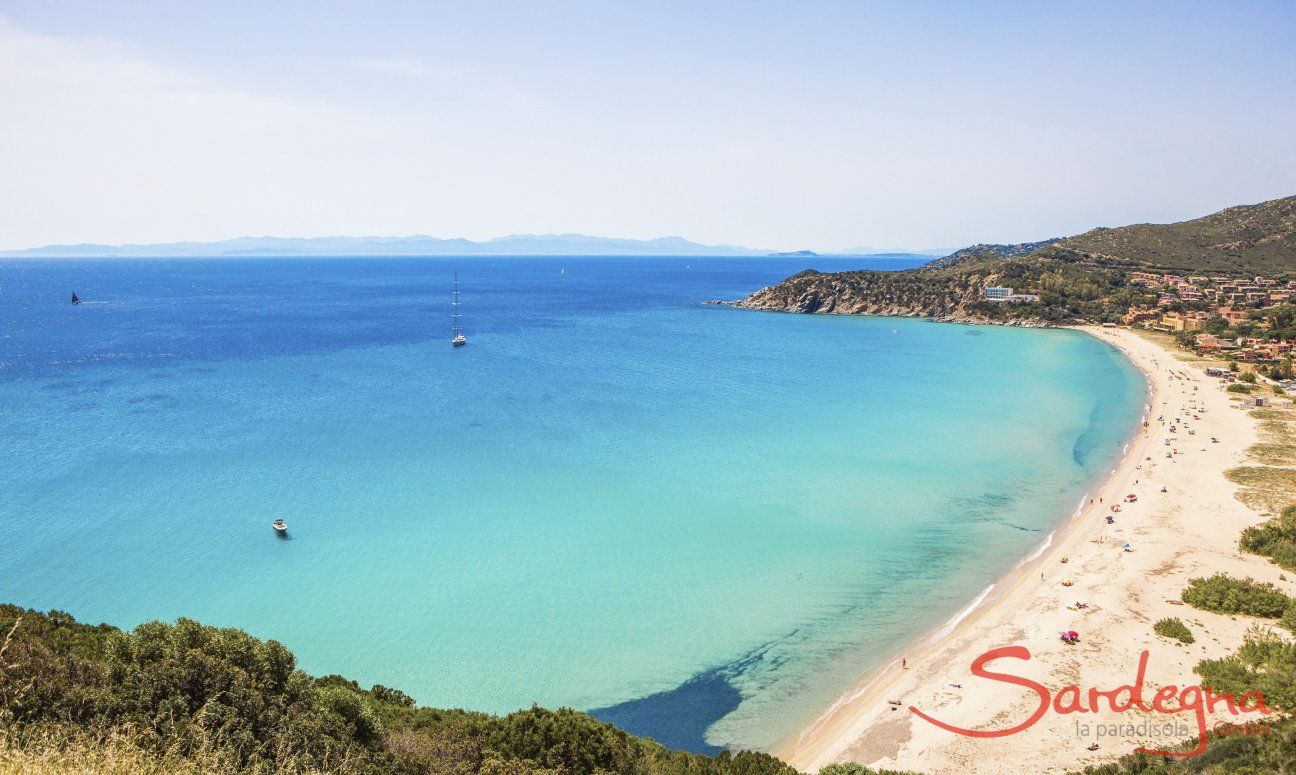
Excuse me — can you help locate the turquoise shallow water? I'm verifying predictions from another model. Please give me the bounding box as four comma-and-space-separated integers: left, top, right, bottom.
0, 256, 1144, 752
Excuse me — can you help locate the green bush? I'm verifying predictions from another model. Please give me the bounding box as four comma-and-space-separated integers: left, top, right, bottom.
1196, 628, 1296, 712
1153, 618, 1194, 644
1240, 372, 1258, 384
1240, 505, 1296, 571
1181, 574, 1294, 618
1227, 383, 1253, 394
316, 685, 385, 744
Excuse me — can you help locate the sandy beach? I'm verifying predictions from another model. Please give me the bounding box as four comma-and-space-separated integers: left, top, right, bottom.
778, 326, 1291, 774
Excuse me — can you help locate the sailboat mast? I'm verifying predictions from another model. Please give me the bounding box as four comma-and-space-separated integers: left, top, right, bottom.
450, 273, 467, 347
451, 272, 463, 340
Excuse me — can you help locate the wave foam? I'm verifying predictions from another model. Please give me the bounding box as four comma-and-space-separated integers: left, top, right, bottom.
1024, 531, 1055, 563
935, 584, 995, 640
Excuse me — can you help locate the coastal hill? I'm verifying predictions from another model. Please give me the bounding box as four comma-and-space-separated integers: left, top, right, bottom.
1054, 194, 1296, 275
736, 195, 1296, 324
920, 238, 1062, 270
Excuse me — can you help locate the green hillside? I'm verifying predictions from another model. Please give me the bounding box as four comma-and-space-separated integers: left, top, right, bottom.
1040, 195, 1296, 275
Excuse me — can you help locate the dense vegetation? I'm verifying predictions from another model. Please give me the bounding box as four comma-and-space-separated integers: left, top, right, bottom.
1240, 504, 1296, 571
1180, 574, 1296, 621
1152, 618, 1195, 645
0, 605, 795, 775
1195, 628, 1296, 712
739, 195, 1296, 322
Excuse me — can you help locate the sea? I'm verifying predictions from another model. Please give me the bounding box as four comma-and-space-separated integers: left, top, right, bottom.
0, 255, 1145, 753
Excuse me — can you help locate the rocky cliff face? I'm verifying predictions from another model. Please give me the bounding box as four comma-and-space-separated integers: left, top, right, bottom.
733, 267, 1039, 323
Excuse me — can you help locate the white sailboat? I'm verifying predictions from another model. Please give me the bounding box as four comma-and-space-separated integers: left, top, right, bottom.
452, 272, 466, 347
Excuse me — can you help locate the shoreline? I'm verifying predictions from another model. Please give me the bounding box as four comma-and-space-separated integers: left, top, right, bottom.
775, 326, 1279, 773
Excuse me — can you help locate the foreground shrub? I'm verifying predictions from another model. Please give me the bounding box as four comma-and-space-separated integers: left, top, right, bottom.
0, 605, 797, 775
0, 724, 247, 775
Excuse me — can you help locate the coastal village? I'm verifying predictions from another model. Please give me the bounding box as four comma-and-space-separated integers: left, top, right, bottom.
981, 272, 1296, 383
1115, 272, 1296, 380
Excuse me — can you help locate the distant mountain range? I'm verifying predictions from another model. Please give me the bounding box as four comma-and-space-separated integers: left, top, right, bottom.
0, 234, 937, 259
0, 234, 760, 257
839, 245, 953, 257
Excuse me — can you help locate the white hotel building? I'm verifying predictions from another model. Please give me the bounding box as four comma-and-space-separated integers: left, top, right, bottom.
984, 286, 1040, 303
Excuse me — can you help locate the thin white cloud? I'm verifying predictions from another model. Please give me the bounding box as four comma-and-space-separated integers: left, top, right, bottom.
0, 18, 485, 248
351, 57, 463, 81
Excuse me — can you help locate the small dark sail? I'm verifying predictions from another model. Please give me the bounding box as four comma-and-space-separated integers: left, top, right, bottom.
71, 292, 81, 305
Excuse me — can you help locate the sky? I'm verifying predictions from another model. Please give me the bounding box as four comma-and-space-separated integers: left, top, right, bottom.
0, 0, 1293, 252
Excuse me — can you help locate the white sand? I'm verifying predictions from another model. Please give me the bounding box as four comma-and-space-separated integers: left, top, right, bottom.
778, 327, 1291, 774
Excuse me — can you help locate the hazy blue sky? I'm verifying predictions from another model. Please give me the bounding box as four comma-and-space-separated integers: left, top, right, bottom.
1, 1, 1293, 251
